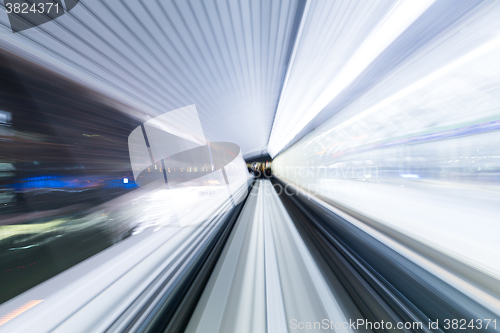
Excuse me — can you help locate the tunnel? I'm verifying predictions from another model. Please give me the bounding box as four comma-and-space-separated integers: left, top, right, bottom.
0, 1, 499, 332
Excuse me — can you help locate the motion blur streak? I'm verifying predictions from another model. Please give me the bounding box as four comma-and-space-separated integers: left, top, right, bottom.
0, 300, 43, 326
268, 0, 437, 155
185, 180, 356, 333
0, 181, 251, 333
272, 0, 500, 325
272, 23, 500, 281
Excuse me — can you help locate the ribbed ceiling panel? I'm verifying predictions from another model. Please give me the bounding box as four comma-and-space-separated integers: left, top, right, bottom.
0, 0, 302, 158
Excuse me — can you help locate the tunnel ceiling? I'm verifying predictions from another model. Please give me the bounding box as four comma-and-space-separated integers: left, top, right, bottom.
0, 0, 487, 159
0, 0, 305, 159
